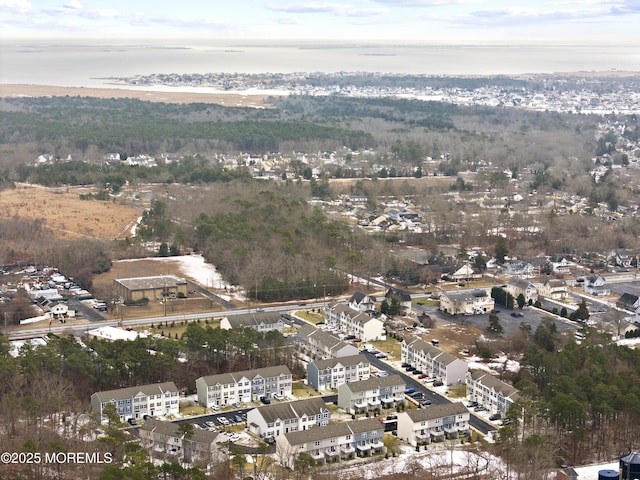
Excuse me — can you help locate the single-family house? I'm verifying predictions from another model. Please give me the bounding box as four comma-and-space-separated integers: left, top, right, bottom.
616, 293, 640, 312
220, 312, 285, 333
439, 289, 494, 316
501, 260, 535, 276
337, 374, 405, 414
505, 278, 538, 304
196, 366, 292, 408
611, 248, 632, 268
306, 354, 371, 391
466, 371, 520, 416
385, 288, 413, 314
276, 418, 385, 469
246, 397, 330, 438
584, 275, 610, 296
348, 292, 377, 312
538, 278, 569, 300
91, 382, 179, 422
401, 336, 468, 385
396, 403, 470, 446
449, 263, 483, 282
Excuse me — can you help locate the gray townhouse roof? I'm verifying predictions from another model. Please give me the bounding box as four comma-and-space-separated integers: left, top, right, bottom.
311, 354, 369, 371
349, 292, 367, 304
224, 312, 283, 328
507, 278, 535, 290
297, 323, 317, 338
434, 350, 462, 367
468, 371, 519, 399
284, 422, 352, 446
283, 418, 382, 446
617, 292, 639, 309
405, 336, 444, 358
140, 419, 219, 444
253, 397, 328, 424
92, 381, 178, 402
341, 374, 404, 393
114, 275, 187, 290
351, 312, 377, 326
405, 402, 468, 422
198, 365, 292, 387
332, 302, 355, 315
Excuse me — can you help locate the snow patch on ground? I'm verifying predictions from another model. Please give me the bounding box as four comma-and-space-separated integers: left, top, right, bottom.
466, 354, 520, 375
115, 254, 246, 302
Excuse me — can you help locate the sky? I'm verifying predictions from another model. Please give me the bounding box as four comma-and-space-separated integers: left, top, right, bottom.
1, 0, 640, 44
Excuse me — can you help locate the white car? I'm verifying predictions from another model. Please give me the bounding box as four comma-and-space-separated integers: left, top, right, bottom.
228, 434, 241, 443
272, 393, 284, 401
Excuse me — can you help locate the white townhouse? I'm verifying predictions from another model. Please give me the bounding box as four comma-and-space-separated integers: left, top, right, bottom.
401, 336, 468, 386
276, 418, 385, 469
139, 418, 221, 463
323, 302, 385, 342
538, 278, 569, 300
466, 370, 520, 416
295, 324, 359, 360
91, 382, 179, 422
196, 365, 292, 409
306, 354, 371, 391
246, 397, 330, 438
397, 402, 470, 446
220, 311, 285, 333
505, 278, 538, 304
337, 374, 405, 414
439, 289, 495, 316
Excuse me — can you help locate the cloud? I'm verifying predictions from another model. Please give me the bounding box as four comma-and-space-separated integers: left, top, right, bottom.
267, 2, 387, 17
371, 0, 470, 5
0, 0, 33, 14
63, 0, 82, 10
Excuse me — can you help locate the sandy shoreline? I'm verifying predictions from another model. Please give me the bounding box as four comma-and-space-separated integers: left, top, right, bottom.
0, 84, 275, 107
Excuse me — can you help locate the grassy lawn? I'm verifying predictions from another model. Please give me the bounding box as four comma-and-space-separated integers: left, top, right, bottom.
447, 385, 466, 398
413, 299, 438, 307
292, 381, 321, 398
295, 309, 324, 324
371, 337, 402, 359
179, 403, 209, 417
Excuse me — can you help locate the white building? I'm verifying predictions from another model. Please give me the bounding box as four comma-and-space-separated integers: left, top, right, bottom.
196, 366, 292, 408
466, 370, 520, 416
246, 397, 330, 438
397, 403, 470, 446
91, 382, 179, 422
401, 336, 468, 386
323, 301, 385, 342
306, 354, 371, 391
439, 289, 495, 316
337, 374, 405, 414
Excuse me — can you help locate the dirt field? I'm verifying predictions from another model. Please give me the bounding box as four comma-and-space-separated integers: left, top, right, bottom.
0, 184, 141, 240
1, 84, 274, 107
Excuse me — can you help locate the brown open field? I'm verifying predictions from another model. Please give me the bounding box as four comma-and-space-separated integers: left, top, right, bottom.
0, 84, 274, 107
0, 183, 141, 240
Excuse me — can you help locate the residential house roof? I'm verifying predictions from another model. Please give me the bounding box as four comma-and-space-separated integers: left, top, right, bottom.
340, 374, 404, 393
283, 418, 382, 446
252, 397, 328, 425
468, 371, 519, 400
198, 366, 292, 387
404, 402, 469, 422
311, 354, 370, 371
114, 275, 187, 290
223, 312, 283, 329
92, 382, 178, 403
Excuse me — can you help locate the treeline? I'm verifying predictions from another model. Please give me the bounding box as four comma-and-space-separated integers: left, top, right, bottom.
13, 157, 251, 190
0, 96, 374, 155
499, 319, 640, 470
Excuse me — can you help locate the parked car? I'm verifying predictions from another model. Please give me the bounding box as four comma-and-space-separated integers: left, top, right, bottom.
234, 414, 243, 423
228, 433, 241, 443
376, 370, 389, 377
489, 413, 502, 421
375, 352, 388, 359
260, 396, 271, 405
467, 401, 478, 408
474, 405, 487, 412
127, 418, 137, 426
218, 417, 230, 425
404, 388, 416, 395
411, 392, 425, 400
417, 373, 427, 379
272, 393, 284, 401
210, 404, 220, 411
420, 399, 432, 407
432, 380, 444, 387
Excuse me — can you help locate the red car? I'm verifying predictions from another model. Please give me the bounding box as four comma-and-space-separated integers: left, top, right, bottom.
417, 374, 427, 379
